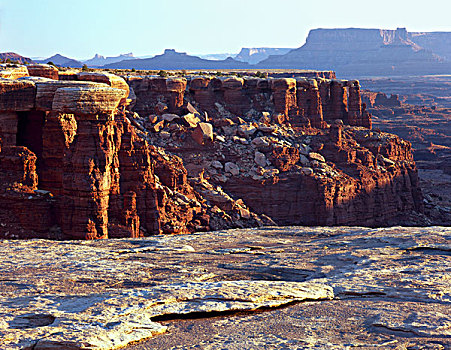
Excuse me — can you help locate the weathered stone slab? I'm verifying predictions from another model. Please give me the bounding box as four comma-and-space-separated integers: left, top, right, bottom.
0, 281, 332, 349
0, 65, 29, 80
34, 80, 108, 111
77, 72, 130, 95
52, 86, 127, 115
0, 78, 36, 111
0, 226, 449, 349
27, 64, 59, 80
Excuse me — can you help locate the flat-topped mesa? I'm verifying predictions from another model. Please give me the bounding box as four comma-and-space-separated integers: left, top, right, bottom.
127, 75, 372, 129
0, 64, 29, 80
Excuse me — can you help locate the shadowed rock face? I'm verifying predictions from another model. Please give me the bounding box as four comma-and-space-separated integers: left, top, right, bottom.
0, 226, 449, 349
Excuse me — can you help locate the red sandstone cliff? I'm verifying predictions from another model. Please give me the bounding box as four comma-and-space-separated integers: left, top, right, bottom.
0, 66, 424, 239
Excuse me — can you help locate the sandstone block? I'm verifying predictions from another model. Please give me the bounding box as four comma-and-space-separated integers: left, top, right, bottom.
27, 64, 59, 80
161, 113, 180, 122
309, 152, 326, 163
301, 167, 314, 175
223, 77, 244, 90
211, 160, 223, 169
0, 64, 29, 79
254, 151, 268, 167
166, 77, 187, 92
271, 78, 296, 90
35, 80, 107, 111
191, 122, 213, 145
0, 78, 36, 111
182, 113, 200, 128
77, 72, 130, 95
237, 124, 257, 138
52, 86, 127, 116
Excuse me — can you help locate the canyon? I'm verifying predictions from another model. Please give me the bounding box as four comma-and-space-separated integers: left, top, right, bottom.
0, 63, 427, 240
1, 27, 450, 350
359, 75, 451, 224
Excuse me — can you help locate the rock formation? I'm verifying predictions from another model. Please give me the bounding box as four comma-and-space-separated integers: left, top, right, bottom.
128, 75, 423, 227
35, 54, 83, 68
104, 49, 250, 70
0, 65, 425, 239
258, 28, 451, 77
0, 68, 265, 239
234, 47, 293, 64
129, 76, 372, 130
0, 52, 33, 64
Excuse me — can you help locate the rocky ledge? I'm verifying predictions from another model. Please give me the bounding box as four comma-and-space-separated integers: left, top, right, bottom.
0, 226, 449, 349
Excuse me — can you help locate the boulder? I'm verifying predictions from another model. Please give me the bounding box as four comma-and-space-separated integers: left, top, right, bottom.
191, 122, 213, 145
27, 64, 59, 80
161, 113, 180, 122
224, 162, 240, 176
211, 160, 223, 170
182, 113, 200, 128
237, 124, 257, 139
309, 152, 326, 163
254, 151, 267, 167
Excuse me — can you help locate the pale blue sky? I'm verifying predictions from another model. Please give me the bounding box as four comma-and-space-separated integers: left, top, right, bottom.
1, 0, 450, 59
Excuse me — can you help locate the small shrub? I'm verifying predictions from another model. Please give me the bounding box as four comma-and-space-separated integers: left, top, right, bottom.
254, 71, 268, 78
158, 70, 168, 78
82, 64, 89, 71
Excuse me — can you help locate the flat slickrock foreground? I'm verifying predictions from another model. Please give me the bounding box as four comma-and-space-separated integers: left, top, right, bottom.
0, 226, 449, 349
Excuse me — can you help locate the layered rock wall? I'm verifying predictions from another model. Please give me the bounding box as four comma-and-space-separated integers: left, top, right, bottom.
128, 76, 372, 129
0, 69, 424, 239
0, 75, 211, 239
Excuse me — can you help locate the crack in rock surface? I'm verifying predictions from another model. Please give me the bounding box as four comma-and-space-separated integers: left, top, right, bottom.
0, 281, 332, 349
0, 226, 449, 349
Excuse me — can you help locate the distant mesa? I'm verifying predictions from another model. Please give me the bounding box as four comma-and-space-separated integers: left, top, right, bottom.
234, 47, 293, 64
103, 49, 250, 70
82, 53, 135, 67
35, 54, 83, 68
197, 53, 235, 61
4, 27, 451, 76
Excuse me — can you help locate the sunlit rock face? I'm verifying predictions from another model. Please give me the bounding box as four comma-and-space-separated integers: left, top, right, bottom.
0, 71, 268, 239
0, 66, 426, 240
128, 75, 423, 227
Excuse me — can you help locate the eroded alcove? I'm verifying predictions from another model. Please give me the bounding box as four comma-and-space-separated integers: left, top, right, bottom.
16, 110, 46, 183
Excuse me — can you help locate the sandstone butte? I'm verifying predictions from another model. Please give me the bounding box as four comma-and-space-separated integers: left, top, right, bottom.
0, 63, 425, 240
